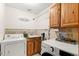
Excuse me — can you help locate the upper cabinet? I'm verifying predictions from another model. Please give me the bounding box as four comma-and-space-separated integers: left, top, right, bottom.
49, 3, 79, 28
61, 3, 79, 27
49, 4, 61, 28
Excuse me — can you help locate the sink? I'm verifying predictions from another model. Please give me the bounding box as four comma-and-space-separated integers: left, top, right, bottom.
56, 38, 77, 45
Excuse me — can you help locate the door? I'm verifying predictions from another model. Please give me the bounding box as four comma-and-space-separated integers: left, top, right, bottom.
27, 39, 34, 56
61, 3, 79, 27
34, 37, 41, 54
50, 4, 61, 28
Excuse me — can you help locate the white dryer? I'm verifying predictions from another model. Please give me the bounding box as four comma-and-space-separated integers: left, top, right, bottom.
0, 34, 26, 56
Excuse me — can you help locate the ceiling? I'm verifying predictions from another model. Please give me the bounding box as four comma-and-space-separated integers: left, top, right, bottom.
5, 3, 51, 14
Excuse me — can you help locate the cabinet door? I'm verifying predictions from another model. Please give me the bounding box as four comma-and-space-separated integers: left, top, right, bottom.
50, 4, 61, 28
27, 39, 34, 56
34, 37, 41, 54
61, 3, 79, 27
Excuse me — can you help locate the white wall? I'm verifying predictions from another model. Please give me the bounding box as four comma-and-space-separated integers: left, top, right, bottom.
34, 8, 58, 40
5, 6, 36, 29
0, 4, 5, 41
35, 8, 49, 29
5, 5, 50, 29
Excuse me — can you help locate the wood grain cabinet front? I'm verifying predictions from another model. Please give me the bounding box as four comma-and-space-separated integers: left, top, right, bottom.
61, 3, 79, 27
27, 39, 34, 56
34, 37, 41, 54
27, 37, 41, 56
49, 3, 79, 28
49, 4, 61, 28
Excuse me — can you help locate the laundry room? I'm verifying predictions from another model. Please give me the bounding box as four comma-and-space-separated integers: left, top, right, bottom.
0, 2, 79, 56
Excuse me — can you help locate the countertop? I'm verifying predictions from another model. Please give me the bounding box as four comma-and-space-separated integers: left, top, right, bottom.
42, 39, 78, 55
27, 35, 41, 38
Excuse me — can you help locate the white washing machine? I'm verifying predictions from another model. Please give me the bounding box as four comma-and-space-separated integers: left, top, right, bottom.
41, 41, 59, 56
0, 34, 26, 56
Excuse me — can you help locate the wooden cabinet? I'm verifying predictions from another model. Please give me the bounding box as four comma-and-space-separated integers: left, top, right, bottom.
27, 39, 34, 56
34, 37, 41, 54
61, 3, 79, 27
49, 3, 79, 28
50, 4, 61, 28
27, 37, 41, 56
